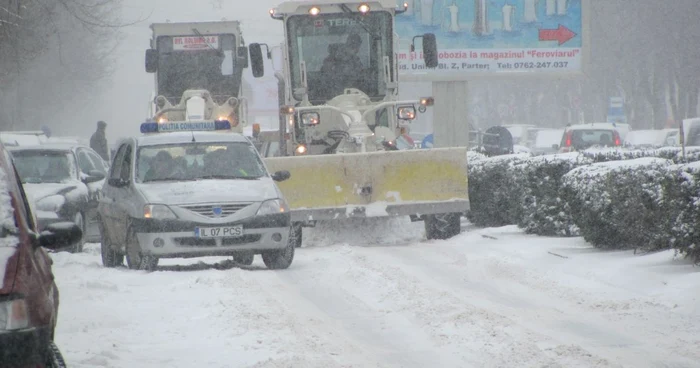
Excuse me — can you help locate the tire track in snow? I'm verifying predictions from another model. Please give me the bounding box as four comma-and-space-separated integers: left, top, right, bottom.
251, 247, 452, 368
214, 262, 394, 368
273, 244, 610, 368
377, 234, 700, 368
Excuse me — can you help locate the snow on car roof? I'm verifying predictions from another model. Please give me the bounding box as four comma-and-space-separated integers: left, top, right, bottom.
137, 132, 250, 146
565, 123, 622, 131
534, 129, 564, 148
6, 143, 73, 152
625, 130, 663, 146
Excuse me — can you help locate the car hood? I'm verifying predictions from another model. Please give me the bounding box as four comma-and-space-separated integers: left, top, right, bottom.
139, 178, 280, 205
23, 182, 81, 202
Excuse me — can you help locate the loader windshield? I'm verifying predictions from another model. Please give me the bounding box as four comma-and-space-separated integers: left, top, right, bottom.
286, 11, 393, 103
155, 34, 243, 104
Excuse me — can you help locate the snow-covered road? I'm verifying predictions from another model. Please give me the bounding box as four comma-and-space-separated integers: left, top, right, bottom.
51, 219, 700, 368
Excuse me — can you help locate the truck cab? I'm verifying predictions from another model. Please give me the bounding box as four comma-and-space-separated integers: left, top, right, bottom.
145, 21, 250, 132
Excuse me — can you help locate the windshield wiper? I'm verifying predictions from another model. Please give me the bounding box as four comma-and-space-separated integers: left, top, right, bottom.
192, 28, 223, 57
198, 175, 262, 180
143, 178, 195, 183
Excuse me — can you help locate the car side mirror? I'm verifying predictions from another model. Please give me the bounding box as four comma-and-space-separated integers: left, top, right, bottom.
38, 222, 82, 250
108, 178, 128, 188
249, 43, 265, 78
422, 33, 438, 68
272, 170, 290, 182
145, 49, 158, 73
83, 170, 106, 184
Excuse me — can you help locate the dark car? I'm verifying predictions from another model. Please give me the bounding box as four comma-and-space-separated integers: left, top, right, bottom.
7, 144, 107, 252
0, 142, 83, 367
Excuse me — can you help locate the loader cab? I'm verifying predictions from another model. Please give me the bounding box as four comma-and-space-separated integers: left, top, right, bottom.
145, 23, 249, 105
284, 11, 393, 104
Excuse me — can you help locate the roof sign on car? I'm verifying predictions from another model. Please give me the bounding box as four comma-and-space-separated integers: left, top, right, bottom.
140, 120, 232, 134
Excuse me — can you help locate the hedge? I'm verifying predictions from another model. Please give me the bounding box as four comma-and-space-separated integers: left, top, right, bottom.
518, 154, 592, 237
466, 147, 700, 262
560, 158, 671, 250
466, 153, 530, 227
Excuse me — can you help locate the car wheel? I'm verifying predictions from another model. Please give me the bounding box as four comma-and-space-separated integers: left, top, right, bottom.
100, 222, 123, 268
125, 229, 159, 271
425, 213, 461, 240
233, 253, 254, 266
261, 228, 295, 270
45, 341, 67, 368
69, 212, 85, 253
290, 222, 303, 248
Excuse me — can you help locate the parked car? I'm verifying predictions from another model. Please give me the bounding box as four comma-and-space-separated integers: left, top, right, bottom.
503, 124, 537, 145
556, 123, 624, 153
0, 141, 82, 367
658, 128, 680, 146
7, 143, 107, 252
531, 128, 565, 155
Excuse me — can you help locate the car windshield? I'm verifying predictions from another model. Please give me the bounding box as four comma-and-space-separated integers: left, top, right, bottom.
11, 150, 77, 184
136, 141, 267, 183
286, 11, 392, 103
155, 34, 242, 104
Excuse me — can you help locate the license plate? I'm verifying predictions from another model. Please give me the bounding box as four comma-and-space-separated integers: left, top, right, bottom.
194, 225, 243, 238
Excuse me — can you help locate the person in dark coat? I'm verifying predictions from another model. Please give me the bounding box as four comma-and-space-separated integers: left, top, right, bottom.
90, 121, 110, 162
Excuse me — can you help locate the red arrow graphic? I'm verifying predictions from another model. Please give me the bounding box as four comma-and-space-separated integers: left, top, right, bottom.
538, 24, 576, 45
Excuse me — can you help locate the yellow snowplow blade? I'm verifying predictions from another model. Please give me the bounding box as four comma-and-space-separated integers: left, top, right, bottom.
263, 147, 469, 221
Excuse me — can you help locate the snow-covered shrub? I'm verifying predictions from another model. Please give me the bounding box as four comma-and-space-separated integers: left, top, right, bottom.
580, 147, 661, 163
655, 162, 700, 262
466, 153, 530, 227
467, 150, 487, 164
561, 158, 672, 250
518, 153, 592, 237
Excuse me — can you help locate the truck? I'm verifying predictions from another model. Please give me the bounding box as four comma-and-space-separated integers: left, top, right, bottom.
248, 0, 470, 244
144, 21, 250, 132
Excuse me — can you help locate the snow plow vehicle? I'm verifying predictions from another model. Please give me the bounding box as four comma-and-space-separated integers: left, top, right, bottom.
144, 21, 250, 132
248, 0, 470, 242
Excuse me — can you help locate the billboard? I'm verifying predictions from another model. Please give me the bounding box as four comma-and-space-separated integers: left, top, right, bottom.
395, 0, 588, 81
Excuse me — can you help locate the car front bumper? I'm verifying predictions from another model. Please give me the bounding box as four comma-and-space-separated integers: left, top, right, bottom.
0, 326, 51, 366
131, 213, 291, 258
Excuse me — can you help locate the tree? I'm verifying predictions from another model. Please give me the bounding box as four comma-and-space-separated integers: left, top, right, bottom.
0, 0, 135, 130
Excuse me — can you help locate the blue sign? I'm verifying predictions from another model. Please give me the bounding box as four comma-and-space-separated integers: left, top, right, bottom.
395, 0, 587, 81
140, 120, 232, 134
607, 96, 626, 123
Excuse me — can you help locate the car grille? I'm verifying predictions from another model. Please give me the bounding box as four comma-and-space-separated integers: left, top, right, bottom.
174, 234, 261, 247
179, 203, 253, 218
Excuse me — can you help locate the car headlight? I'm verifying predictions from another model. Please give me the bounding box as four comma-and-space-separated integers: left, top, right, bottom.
36, 195, 65, 212
256, 199, 289, 216
301, 111, 320, 126
0, 298, 29, 331
144, 204, 177, 219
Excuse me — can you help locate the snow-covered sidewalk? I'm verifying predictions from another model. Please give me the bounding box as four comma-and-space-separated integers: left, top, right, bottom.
51, 219, 700, 368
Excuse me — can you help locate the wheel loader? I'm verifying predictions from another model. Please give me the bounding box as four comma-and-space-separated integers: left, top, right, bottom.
144, 21, 251, 133
249, 0, 470, 244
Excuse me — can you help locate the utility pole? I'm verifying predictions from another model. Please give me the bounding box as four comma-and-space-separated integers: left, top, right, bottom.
13, 0, 21, 130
